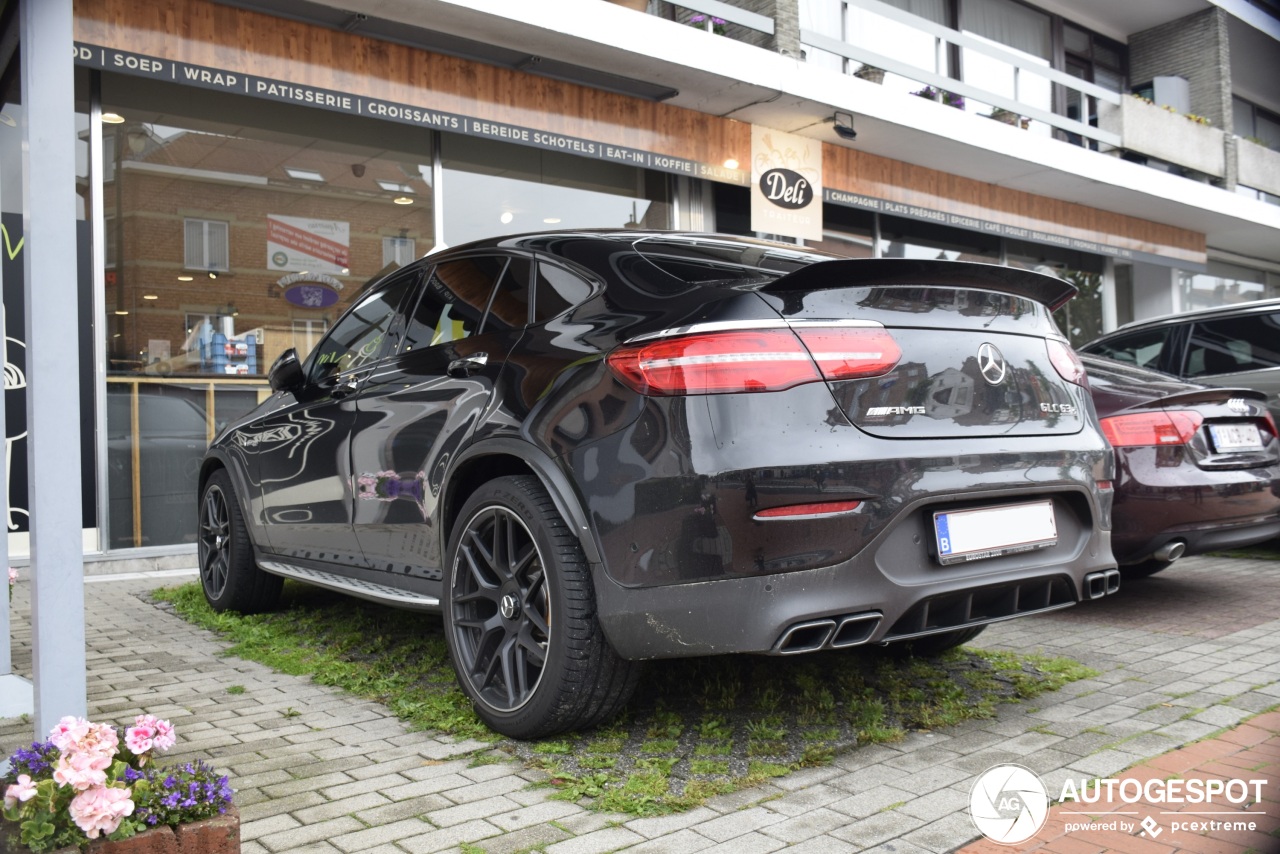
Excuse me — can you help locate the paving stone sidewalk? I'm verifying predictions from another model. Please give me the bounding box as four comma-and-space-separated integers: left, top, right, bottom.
2, 554, 1279, 854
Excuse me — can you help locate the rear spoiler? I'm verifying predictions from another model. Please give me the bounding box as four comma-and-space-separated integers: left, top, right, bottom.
763, 259, 1079, 310
1126, 387, 1268, 412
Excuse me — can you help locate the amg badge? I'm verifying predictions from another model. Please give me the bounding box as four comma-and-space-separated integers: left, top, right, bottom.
867, 406, 925, 417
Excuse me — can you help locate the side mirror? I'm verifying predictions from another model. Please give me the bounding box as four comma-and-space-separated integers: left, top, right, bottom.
268, 348, 305, 392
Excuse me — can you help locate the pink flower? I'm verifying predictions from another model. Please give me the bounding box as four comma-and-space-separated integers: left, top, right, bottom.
130, 714, 175, 752
53, 746, 112, 791
125, 723, 155, 755
3, 774, 37, 810
151, 718, 176, 751
68, 785, 134, 839
48, 715, 88, 750
6, 566, 15, 585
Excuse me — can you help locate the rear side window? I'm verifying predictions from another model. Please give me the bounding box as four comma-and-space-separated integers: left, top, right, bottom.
1184, 312, 1280, 377
1084, 327, 1173, 371
535, 262, 593, 322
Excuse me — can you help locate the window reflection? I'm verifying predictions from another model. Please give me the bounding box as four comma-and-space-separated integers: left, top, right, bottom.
441, 135, 670, 247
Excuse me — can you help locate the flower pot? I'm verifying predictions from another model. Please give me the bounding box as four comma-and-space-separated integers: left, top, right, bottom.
854, 65, 885, 84
1, 808, 239, 854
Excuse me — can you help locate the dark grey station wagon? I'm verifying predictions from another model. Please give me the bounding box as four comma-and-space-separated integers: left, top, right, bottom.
197, 231, 1118, 737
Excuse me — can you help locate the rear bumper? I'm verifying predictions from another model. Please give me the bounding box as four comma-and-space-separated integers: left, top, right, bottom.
592, 493, 1115, 660
1111, 450, 1280, 562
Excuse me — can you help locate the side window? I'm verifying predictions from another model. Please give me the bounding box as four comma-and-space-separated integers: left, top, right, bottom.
1085, 327, 1173, 371
308, 277, 414, 383
535, 262, 593, 322
1184, 313, 1280, 377
401, 257, 502, 353
484, 258, 533, 332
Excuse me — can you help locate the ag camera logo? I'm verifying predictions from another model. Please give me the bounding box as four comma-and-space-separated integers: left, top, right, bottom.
970, 764, 1049, 844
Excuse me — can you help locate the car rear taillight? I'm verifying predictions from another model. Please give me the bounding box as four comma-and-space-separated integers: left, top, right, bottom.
1100, 410, 1204, 447
1046, 338, 1088, 387
606, 327, 900, 396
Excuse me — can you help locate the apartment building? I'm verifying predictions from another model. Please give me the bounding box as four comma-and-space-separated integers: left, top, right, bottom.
2, 0, 1278, 558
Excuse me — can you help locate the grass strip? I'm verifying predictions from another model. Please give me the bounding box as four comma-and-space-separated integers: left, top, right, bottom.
155, 580, 1095, 817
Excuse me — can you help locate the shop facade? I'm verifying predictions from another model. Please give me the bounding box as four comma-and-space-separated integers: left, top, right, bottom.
3, 0, 1210, 559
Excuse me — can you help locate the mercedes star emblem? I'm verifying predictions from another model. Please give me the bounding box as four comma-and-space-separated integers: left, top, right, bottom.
977, 342, 1007, 385
500, 593, 519, 620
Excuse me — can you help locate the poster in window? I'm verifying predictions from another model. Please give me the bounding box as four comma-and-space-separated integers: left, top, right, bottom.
267, 215, 351, 275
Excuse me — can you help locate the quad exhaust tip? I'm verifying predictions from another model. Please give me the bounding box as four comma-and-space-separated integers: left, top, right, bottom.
1084, 569, 1122, 600
774, 613, 882, 655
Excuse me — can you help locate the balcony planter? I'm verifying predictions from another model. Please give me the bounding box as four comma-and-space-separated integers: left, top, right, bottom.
988, 108, 1030, 129
1098, 96, 1225, 178
853, 64, 885, 84
1237, 137, 1280, 198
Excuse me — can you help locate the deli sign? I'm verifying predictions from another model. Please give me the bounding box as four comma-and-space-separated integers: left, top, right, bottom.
750, 125, 823, 241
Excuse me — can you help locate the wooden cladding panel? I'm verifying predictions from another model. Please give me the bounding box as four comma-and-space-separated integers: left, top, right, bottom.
75, 0, 748, 166
826, 147, 1205, 262
77, 0, 1204, 261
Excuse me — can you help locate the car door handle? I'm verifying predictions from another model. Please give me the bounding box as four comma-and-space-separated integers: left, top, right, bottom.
448, 353, 489, 378
329, 369, 373, 399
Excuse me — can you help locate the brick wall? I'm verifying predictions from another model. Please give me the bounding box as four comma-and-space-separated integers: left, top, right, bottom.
1128, 7, 1232, 130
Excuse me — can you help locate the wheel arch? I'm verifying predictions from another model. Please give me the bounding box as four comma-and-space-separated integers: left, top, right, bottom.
443, 438, 602, 567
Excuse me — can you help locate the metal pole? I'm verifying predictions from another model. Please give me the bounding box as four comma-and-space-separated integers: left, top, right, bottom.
22, 0, 87, 737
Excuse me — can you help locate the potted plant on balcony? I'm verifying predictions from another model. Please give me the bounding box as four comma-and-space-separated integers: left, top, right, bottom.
988, 107, 1030, 129
2, 716, 237, 854
854, 63, 885, 84
912, 85, 964, 110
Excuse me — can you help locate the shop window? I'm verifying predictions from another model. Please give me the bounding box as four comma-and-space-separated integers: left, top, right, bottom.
879, 214, 1001, 262
1178, 260, 1277, 311
383, 236, 417, 268
183, 218, 229, 273
291, 318, 328, 360
441, 134, 670, 246
97, 71, 438, 551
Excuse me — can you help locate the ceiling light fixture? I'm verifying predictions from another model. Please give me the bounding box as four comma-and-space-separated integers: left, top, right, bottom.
113, 309, 129, 315
101, 112, 126, 124
724, 158, 740, 170
393, 196, 414, 205
831, 111, 857, 142
177, 275, 194, 282
142, 294, 159, 300
543, 217, 561, 224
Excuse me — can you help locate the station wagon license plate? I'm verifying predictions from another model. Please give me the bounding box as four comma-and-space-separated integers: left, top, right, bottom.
1209, 423, 1263, 452
933, 500, 1057, 565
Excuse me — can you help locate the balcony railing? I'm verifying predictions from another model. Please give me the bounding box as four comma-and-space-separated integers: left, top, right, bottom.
799, 0, 1121, 148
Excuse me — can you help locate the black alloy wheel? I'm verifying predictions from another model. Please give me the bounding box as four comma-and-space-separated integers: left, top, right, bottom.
450, 503, 551, 712
444, 476, 639, 738
197, 469, 282, 613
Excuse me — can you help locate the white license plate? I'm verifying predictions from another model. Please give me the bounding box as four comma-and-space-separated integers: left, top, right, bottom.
934, 500, 1057, 565
1209, 423, 1263, 452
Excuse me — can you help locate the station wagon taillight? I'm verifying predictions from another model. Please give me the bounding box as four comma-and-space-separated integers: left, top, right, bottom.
606, 327, 901, 396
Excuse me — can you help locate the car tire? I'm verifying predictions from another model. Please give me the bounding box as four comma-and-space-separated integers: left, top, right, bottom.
444, 475, 640, 739
198, 469, 282, 613
1120, 559, 1173, 579
890, 625, 987, 657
